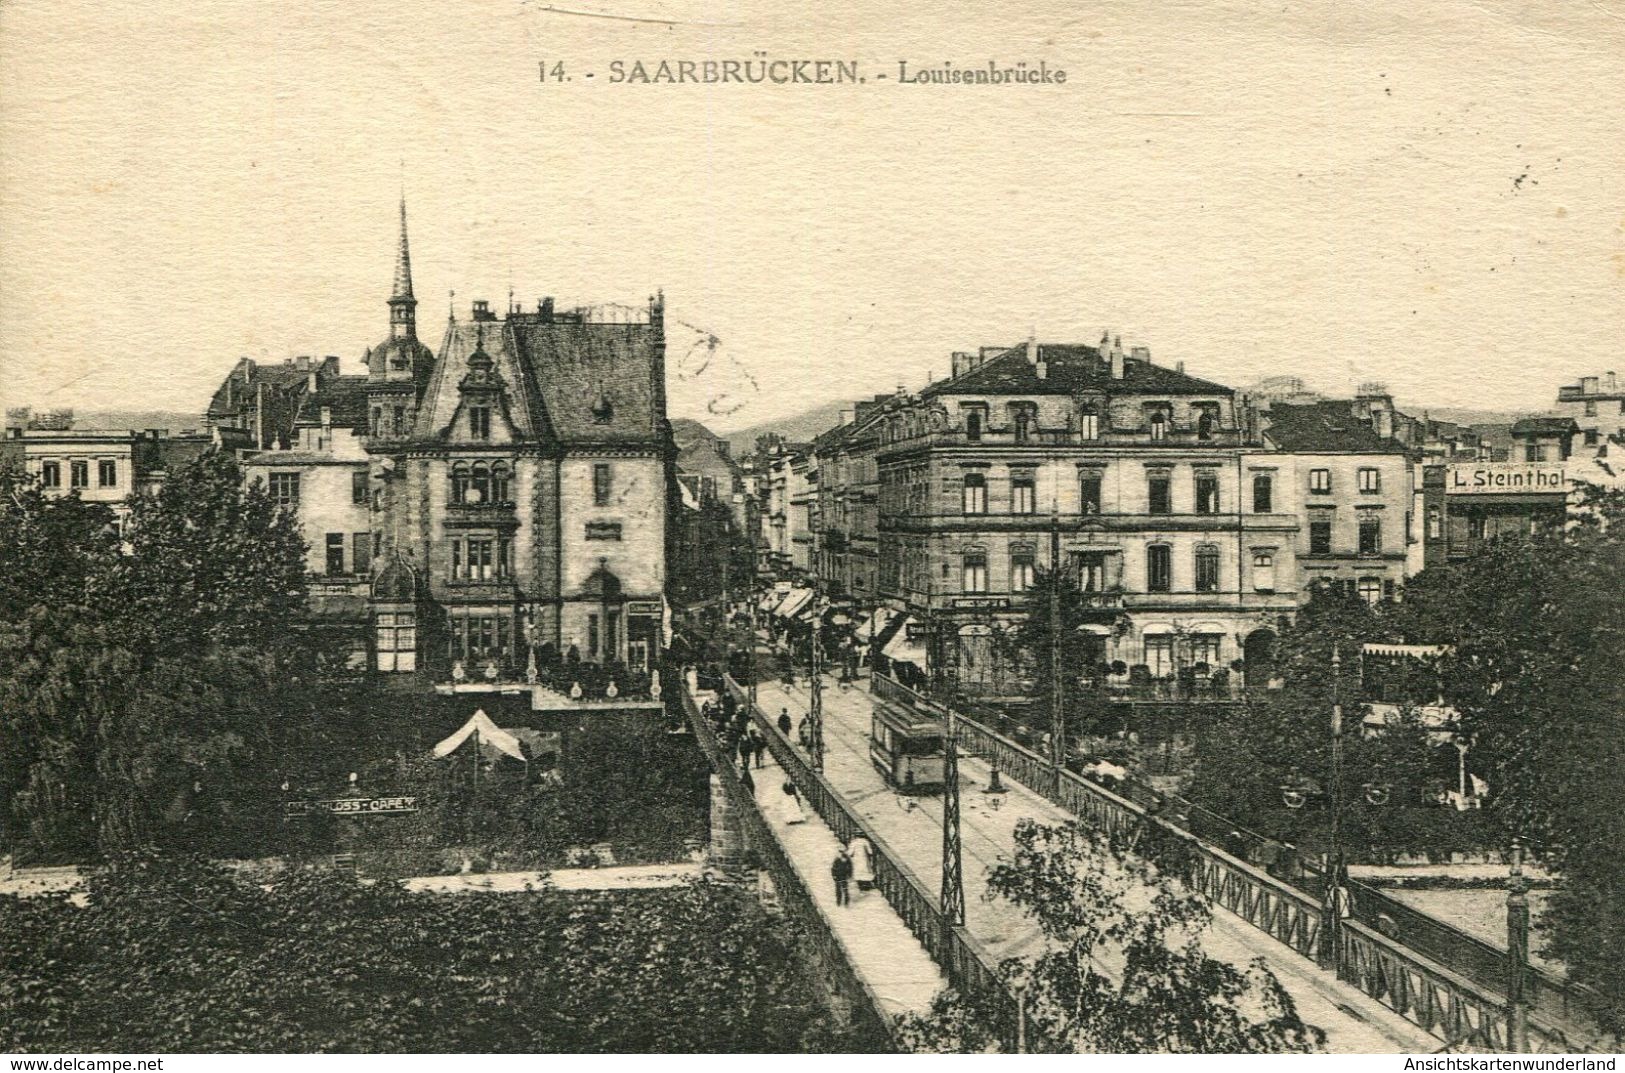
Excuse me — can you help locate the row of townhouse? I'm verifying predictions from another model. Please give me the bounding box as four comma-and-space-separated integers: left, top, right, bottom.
798, 334, 1578, 692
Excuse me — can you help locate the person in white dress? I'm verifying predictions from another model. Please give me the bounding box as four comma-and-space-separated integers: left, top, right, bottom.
846, 834, 875, 891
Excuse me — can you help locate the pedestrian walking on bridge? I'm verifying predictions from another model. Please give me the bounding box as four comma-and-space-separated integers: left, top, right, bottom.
778, 708, 792, 736
831, 849, 853, 906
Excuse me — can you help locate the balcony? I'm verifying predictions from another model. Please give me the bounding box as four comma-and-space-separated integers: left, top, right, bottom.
444, 500, 518, 525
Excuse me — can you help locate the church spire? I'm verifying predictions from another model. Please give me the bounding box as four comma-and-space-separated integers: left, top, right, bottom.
388, 195, 417, 340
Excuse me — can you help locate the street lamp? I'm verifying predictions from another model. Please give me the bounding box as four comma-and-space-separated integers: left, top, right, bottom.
1505, 838, 1530, 1053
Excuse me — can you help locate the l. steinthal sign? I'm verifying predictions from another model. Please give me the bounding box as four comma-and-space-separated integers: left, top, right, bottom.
1445, 463, 1566, 495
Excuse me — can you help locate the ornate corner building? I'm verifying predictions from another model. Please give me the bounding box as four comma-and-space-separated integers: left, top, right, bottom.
210, 201, 675, 687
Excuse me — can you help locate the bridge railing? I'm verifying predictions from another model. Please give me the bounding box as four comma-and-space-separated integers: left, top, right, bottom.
721, 677, 1030, 1052
678, 686, 897, 1050
869, 673, 1605, 1054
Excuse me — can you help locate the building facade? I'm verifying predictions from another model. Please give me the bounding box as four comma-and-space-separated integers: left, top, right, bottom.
1555, 371, 1625, 457
873, 335, 1299, 687
213, 202, 673, 684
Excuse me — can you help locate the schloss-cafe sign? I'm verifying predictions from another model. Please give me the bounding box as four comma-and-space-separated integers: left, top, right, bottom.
284, 796, 419, 817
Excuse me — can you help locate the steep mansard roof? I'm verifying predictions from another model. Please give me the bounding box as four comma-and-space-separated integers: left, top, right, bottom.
412, 314, 665, 446
921, 343, 1234, 398
1263, 401, 1407, 454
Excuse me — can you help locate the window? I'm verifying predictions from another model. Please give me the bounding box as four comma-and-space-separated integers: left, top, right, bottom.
1427, 507, 1442, 539
1468, 514, 1487, 540
1079, 408, 1099, 440
1071, 551, 1107, 592
1310, 519, 1332, 555
371, 407, 383, 438
352, 532, 371, 575
586, 521, 623, 541
269, 472, 300, 505
1195, 472, 1220, 514
1147, 544, 1172, 593
1524, 444, 1540, 463
393, 406, 406, 437
1149, 412, 1167, 441
70, 461, 88, 489
962, 551, 987, 593
1010, 550, 1035, 593
1585, 429, 1600, 447
351, 469, 370, 505
471, 462, 491, 504
1251, 551, 1276, 592
1147, 473, 1171, 515
375, 611, 416, 672
1584, 400, 1597, 416
326, 533, 346, 575
98, 460, 117, 487
1012, 406, 1035, 443
1080, 473, 1103, 514
587, 613, 600, 658
1309, 468, 1332, 495
469, 405, 491, 440
492, 462, 511, 505
962, 472, 987, 514
451, 614, 508, 663
594, 463, 612, 506
1358, 577, 1382, 605
1144, 636, 1175, 677
1359, 516, 1382, 555
1358, 467, 1381, 493
1011, 473, 1036, 514
964, 409, 983, 441
468, 538, 495, 580
1252, 473, 1273, 513
1384, 579, 1397, 601
1195, 545, 1220, 593
40, 461, 60, 488
1196, 408, 1217, 441
450, 462, 470, 504
1190, 634, 1222, 668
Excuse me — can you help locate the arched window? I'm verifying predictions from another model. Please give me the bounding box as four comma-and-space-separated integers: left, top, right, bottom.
470, 461, 491, 505
1426, 506, 1442, 540
491, 461, 512, 505
1253, 473, 1273, 513
449, 461, 471, 504
1196, 409, 1216, 440
1147, 543, 1172, 593
1149, 412, 1168, 442
1079, 406, 1099, 440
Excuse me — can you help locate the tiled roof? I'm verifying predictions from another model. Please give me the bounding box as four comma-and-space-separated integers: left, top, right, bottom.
414, 320, 551, 441
514, 319, 663, 445
1512, 417, 1579, 436
1264, 402, 1406, 454
921, 343, 1233, 398
293, 375, 370, 429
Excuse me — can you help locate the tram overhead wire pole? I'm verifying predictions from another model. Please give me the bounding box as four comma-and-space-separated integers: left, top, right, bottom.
1048, 507, 1066, 794
808, 581, 825, 772
941, 697, 965, 926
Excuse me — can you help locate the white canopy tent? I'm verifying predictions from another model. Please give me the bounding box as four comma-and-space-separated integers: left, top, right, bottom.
432, 709, 528, 763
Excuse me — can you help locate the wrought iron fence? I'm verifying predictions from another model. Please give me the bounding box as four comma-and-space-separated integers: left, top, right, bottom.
870, 673, 1606, 1053
720, 676, 1031, 1052
678, 686, 897, 1050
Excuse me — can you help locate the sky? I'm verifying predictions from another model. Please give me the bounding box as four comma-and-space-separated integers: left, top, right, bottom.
2, 0, 1622, 433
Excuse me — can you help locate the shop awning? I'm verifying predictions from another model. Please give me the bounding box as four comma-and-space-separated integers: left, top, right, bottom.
1076, 623, 1114, 636
882, 618, 929, 666
776, 588, 813, 619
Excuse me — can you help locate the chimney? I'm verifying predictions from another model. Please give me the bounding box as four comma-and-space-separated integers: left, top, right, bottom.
951, 351, 973, 378
1607, 371, 1618, 392
1036, 361, 1048, 380
838, 408, 855, 426
1027, 334, 1039, 364
1131, 345, 1151, 367
307, 371, 318, 392
1175, 360, 1185, 375
1104, 332, 1125, 380
1374, 407, 1394, 440
979, 346, 1003, 365
295, 355, 311, 371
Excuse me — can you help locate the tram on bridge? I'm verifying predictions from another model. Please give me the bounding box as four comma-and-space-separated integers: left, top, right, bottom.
868, 698, 946, 792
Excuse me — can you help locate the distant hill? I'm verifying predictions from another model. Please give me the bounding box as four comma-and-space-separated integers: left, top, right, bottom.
3, 409, 204, 434
718, 400, 850, 457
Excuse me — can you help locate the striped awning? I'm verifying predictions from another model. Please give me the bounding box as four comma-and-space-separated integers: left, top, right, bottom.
882, 618, 928, 665
776, 588, 814, 619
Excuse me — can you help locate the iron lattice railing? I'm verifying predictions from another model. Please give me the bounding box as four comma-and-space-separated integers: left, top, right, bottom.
869, 673, 1606, 1054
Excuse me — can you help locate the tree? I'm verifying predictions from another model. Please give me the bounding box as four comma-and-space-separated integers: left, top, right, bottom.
0, 450, 325, 860
0, 853, 873, 1053
896, 819, 1324, 1053
1007, 564, 1128, 741
1390, 482, 1625, 1035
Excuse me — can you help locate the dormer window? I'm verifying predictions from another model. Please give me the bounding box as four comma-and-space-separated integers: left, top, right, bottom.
1150, 412, 1168, 442
1079, 406, 1099, 440
592, 389, 614, 424
469, 406, 491, 440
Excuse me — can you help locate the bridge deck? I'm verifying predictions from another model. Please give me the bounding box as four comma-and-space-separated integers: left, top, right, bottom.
756, 672, 1442, 1053
731, 720, 947, 1026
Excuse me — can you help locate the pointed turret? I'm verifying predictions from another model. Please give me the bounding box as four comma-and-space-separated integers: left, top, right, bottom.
389, 196, 417, 341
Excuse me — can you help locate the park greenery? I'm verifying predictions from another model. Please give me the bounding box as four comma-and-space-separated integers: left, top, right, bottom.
0, 853, 870, 1053
896, 818, 1324, 1053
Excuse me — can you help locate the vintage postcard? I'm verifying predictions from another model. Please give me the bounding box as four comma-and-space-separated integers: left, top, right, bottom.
2, 0, 1623, 1062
